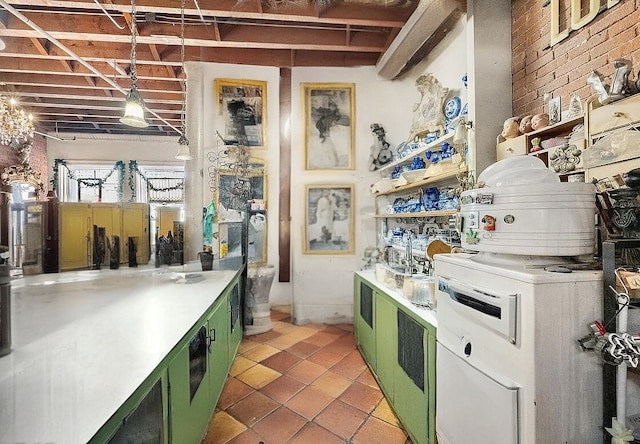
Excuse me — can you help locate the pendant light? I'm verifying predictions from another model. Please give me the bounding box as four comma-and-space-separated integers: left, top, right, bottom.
120, 0, 149, 128
175, 0, 192, 160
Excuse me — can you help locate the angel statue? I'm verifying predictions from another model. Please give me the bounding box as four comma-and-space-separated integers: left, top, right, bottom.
408, 73, 449, 141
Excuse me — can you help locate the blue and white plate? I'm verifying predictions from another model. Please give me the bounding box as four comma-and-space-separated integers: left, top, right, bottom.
444, 97, 462, 120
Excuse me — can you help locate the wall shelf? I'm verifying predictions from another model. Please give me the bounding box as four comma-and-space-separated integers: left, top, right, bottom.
374, 167, 467, 197
377, 132, 454, 175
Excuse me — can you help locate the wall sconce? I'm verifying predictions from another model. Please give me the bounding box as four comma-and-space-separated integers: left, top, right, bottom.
120, 0, 148, 128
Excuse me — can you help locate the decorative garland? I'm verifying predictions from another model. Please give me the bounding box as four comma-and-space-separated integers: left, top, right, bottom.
128, 160, 185, 202
52, 159, 125, 201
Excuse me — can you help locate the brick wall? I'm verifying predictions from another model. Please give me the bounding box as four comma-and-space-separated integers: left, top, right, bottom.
30, 134, 49, 192
511, 0, 640, 117
0, 133, 48, 195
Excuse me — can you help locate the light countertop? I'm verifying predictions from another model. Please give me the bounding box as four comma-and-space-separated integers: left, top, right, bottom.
356, 270, 437, 328
0, 266, 239, 444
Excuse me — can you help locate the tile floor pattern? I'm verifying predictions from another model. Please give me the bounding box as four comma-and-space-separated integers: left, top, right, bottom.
202, 306, 412, 444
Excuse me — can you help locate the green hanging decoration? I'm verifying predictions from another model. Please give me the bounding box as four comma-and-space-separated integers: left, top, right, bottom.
52, 159, 125, 202
128, 160, 138, 202
128, 160, 185, 203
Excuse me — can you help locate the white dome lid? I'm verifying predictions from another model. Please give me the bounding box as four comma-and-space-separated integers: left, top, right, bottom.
478, 156, 560, 188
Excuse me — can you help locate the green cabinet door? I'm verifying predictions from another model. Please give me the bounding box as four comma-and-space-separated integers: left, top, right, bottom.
425, 323, 436, 444
374, 294, 396, 400
393, 308, 434, 444
227, 281, 242, 359
353, 275, 437, 444
168, 325, 212, 444
354, 276, 376, 370
208, 295, 230, 415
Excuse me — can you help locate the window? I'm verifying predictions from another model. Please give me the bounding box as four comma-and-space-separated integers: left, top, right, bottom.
57, 164, 122, 203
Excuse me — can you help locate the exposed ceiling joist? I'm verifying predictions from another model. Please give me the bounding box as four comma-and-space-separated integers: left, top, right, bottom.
0, 0, 419, 136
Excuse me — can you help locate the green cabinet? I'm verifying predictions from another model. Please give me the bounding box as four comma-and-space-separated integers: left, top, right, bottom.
375, 295, 396, 399
169, 276, 245, 443
170, 283, 241, 444
353, 273, 436, 444
168, 324, 212, 444
207, 293, 230, 416
354, 277, 376, 369
91, 272, 243, 444
91, 373, 169, 444
228, 280, 243, 358
393, 307, 436, 444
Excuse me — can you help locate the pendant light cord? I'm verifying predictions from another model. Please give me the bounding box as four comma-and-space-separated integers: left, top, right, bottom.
129, 0, 138, 88
180, 0, 187, 138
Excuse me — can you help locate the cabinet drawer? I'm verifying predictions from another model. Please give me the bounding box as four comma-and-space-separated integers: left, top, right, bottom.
496, 135, 527, 160
589, 94, 640, 136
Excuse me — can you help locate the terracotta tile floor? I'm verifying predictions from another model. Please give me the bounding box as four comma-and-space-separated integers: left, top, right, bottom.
202, 306, 411, 444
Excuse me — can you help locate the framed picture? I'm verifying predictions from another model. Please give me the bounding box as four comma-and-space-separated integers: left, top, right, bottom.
217, 170, 264, 211
215, 78, 266, 147
548, 96, 561, 125
302, 83, 355, 170
304, 184, 354, 254
216, 165, 268, 264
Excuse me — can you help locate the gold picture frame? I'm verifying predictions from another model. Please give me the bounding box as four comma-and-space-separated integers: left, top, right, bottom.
215, 78, 266, 148
302, 83, 355, 170
304, 184, 354, 255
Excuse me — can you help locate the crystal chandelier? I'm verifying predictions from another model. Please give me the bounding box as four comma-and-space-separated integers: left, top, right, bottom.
120, 0, 149, 128
175, 0, 192, 160
0, 96, 34, 146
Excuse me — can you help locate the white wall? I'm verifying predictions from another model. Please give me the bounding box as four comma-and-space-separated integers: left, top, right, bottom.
289, 17, 468, 325
47, 134, 179, 163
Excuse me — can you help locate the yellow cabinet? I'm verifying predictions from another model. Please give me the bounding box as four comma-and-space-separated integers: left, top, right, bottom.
122, 203, 149, 266
59, 203, 91, 270
156, 206, 181, 238
59, 203, 149, 271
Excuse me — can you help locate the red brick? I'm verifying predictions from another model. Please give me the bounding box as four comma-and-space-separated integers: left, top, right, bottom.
512, 0, 640, 110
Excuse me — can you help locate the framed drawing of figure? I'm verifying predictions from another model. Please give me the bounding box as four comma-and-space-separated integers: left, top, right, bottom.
215, 79, 266, 148
304, 184, 354, 254
302, 83, 355, 170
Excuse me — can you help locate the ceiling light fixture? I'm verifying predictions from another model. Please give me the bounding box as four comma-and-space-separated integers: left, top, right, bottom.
120, 0, 149, 128
175, 0, 192, 161
0, 96, 34, 146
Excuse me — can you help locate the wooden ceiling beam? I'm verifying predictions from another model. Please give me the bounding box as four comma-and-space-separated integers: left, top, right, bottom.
7, 83, 180, 99
0, 0, 417, 137
0, 27, 387, 53
4, 0, 413, 27
14, 90, 181, 106
0, 72, 181, 93
149, 43, 177, 79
